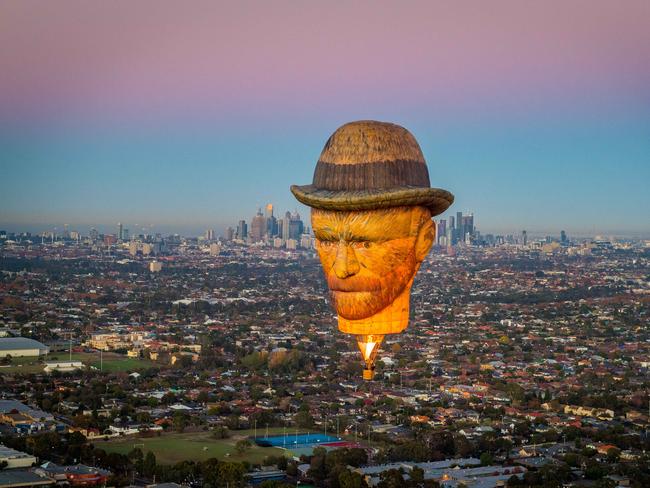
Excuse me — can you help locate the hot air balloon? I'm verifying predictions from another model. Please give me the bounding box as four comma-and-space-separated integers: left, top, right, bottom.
291, 121, 454, 379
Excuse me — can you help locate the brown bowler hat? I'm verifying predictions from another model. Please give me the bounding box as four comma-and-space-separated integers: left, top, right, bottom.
290, 120, 454, 215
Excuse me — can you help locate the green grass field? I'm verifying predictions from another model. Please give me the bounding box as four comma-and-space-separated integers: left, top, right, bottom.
98, 429, 289, 465
0, 351, 156, 374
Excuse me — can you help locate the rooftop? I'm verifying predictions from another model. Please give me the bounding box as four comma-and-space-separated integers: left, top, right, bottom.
0, 337, 48, 351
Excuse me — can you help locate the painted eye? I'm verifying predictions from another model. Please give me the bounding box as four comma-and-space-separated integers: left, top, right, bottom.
350, 241, 369, 249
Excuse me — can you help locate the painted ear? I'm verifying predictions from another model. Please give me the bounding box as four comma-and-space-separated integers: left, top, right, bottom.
415, 218, 435, 262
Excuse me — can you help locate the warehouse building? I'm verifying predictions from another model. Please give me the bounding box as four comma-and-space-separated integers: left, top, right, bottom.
0, 445, 37, 469
0, 338, 49, 358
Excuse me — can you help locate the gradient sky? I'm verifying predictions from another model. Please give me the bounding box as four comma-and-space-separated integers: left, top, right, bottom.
1, 1, 649, 236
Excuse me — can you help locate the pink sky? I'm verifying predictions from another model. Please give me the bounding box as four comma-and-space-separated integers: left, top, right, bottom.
1, 0, 649, 124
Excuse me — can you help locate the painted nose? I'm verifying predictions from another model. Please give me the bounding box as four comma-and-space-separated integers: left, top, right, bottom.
333, 241, 360, 279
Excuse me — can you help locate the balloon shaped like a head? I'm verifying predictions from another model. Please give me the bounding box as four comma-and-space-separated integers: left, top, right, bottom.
291, 121, 454, 379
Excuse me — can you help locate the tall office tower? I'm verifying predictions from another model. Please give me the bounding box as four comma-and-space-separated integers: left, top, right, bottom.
437, 219, 447, 245
225, 226, 234, 241
448, 215, 455, 243
205, 229, 215, 241
522, 230, 528, 246
456, 211, 463, 242
118, 222, 123, 241
123, 229, 129, 242
90, 228, 98, 241
265, 203, 277, 237
250, 208, 266, 242
463, 214, 474, 236
63, 224, 70, 239
560, 230, 567, 244
289, 211, 304, 239
446, 224, 453, 247
282, 211, 291, 241
266, 215, 278, 237
237, 220, 248, 240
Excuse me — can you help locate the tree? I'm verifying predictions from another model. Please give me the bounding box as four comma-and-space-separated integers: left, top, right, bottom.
217, 462, 246, 487
606, 447, 620, 463
584, 459, 605, 480
172, 411, 189, 433
294, 410, 314, 429
410, 466, 424, 485
308, 447, 327, 481
211, 426, 230, 439
259, 481, 294, 488
377, 469, 407, 488
480, 452, 493, 466
143, 451, 157, 478
235, 439, 251, 456
286, 461, 298, 477
128, 448, 143, 474
338, 468, 368, 488
327, 448, 367, 469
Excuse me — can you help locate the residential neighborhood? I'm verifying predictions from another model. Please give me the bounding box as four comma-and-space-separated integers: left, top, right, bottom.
1, 230, 649, 487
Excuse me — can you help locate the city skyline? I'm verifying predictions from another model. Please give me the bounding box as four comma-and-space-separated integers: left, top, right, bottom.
1, 206, 644, 242
2, 2, 650, 234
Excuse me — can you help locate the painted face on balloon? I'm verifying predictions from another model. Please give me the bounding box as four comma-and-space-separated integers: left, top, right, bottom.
312, 206, 435, 320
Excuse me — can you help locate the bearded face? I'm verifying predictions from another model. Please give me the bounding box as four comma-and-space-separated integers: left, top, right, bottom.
312, 206, 435, 320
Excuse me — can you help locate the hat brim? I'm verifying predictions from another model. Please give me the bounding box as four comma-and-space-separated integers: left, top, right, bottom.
290, 184, 453, 216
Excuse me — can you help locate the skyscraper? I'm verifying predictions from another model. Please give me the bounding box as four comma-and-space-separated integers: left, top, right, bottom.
437, 219, 446, 245
282, 211, 291, 241
463, 214, 474, 237
456, 211, 463, 243
237, 220, 247, 240
265, 203, 277, 237
522, 230, 528, 246
250, 208, 266, 242
289, 211, 304, 239
225, 226, 234, 241
560, 230, 567, 244
448, 216, 455, 244
118, 222, 123, 241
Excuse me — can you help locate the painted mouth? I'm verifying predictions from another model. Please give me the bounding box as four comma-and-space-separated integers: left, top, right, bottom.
328, 276, 382, 293
330, 287, 380, 293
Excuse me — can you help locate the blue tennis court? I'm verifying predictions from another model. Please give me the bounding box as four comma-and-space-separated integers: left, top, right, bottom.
253, 433, 339, 447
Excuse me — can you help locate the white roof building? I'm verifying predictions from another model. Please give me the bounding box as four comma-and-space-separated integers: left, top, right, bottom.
0, 337, 49, 357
